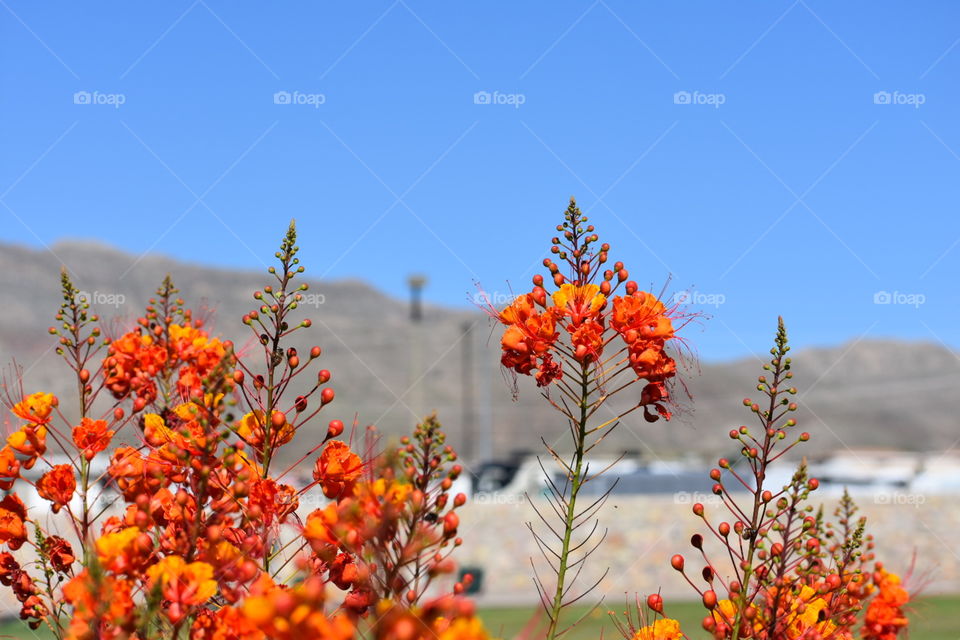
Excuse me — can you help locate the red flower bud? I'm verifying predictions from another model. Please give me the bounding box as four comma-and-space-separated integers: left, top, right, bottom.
647, 593, 663, 614
327, 420, 344, 438
443, 512, 459, 537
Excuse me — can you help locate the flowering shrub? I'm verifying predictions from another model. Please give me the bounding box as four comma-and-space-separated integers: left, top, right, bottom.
486, 198, 696, 639
632, 320, 912, 640
0, 207, 913, 640
0, 223, 480, 639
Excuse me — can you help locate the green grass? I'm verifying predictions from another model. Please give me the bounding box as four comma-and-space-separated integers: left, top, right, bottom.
478, 595, 960, 640
0, 596, 955, 639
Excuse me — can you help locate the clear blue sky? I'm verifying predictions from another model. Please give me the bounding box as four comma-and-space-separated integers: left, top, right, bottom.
1, 1, 958, 361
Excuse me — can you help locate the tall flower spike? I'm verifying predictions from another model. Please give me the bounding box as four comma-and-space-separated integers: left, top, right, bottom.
487, 198, 693, 640
663, 318, 905, 640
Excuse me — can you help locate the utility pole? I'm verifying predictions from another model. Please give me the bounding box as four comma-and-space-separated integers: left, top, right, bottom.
408, 275, 427, 418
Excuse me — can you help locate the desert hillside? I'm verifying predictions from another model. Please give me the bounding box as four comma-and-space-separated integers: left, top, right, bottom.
0, 240, 953, 465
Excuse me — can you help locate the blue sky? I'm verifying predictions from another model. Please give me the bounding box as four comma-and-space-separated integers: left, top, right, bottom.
1, 1, 958, 361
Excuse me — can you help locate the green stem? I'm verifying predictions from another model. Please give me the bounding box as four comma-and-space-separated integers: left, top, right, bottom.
545, 366, 589, 640
731, 354, 785, 640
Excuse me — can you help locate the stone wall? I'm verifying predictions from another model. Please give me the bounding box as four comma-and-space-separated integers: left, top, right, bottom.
456, 493, 958, 606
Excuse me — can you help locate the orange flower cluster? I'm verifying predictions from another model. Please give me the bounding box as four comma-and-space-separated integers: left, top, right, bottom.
2, 391, 57, 486
0, 218, 917, 640
0, 225, 487, 640
862, 566, 909, 640
103, 278, 228, 411
491, 199, 689, 421
303, 415, 470, 617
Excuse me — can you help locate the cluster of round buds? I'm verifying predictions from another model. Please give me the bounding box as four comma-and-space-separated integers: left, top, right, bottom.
398, 415, 464, 547
233, 225, 340, 464
48, 271, 109, 403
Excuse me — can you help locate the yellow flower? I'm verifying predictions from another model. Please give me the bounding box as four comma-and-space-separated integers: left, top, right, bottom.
147, 556, 218, 606
11, 392, 57, 424
437, 617, 489, 640
237, 410, 294, 448
552, 283, 605, 316
713, 599, 738, 627
786, 586, 835, 639
96, 526, 141, 572
632, 618, 683, 640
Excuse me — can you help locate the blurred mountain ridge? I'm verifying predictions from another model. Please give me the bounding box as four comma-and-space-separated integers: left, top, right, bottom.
0, 240, 955, 465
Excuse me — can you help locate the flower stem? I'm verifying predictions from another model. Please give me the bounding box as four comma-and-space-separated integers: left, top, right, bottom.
545, 367, 590, 640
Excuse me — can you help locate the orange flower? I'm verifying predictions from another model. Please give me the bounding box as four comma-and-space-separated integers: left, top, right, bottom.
63, 569, 134, 640
146, 555, 218, 623
569, 319, 605, 363
242, 575, 354, 640
552, 283, 606, 325
143, 408, 208, 454
779, 585, 837, 639
191, 606, 265, 640
72, 417, 115, 461
0, 447, 19, 490
168, 323, 228, 401
498, 293, 562, 385
314, 440, 363, 499
36, 464, 76, 513
11, 392, 57, 425
303, 503, 344, 553
610, 292, 675, 341
46, 535, 75, 573
0, 493, 27, 550
862, 569, 909, 640
104, 331, 165, 405
6, 424, 47, 469
632, 618, 683, 640
246, 477, 298, 526
96, 526, 144, 574
237, 410, 294, 450
434, 616, 489, 640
